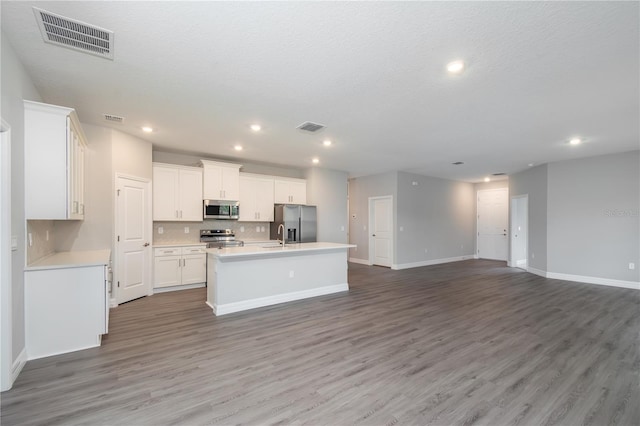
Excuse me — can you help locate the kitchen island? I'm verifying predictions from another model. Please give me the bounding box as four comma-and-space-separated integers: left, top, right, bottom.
206, 242, 355, 315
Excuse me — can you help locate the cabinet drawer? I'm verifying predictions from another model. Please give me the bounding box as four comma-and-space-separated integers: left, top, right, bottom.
181, 246, 206, 255
154, 247, 181, 256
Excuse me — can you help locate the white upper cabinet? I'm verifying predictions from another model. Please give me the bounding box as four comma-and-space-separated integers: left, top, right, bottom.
24, 100, 87, 220
152, 163, 203, 221
200, 160, 241, 201
239, 174, 274, 222
274, 177, 307, 204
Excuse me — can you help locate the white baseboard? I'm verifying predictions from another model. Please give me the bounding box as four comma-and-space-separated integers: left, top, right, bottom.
546, 272, 639, 290
391, 255, 475, 270
153, 282, 205, 294
348, 257, 371, 266
11, 347, 26, 385
527, 267, 548, 278
109, 297, 117, 308
211, 283, 349, 316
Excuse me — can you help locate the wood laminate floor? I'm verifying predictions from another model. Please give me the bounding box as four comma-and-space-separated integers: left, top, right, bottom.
2, 260, 639, 425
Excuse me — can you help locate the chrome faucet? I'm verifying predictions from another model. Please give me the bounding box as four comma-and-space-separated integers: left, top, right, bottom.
277, 224, 285, 246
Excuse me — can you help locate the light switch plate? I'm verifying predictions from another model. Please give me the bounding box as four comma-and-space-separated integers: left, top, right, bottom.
158, 227, 164, 234
184, 227, 189, 234
11, 235, 17, 251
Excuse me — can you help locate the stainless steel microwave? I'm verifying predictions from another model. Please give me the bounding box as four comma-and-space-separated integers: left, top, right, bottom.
203, 200, 239, 220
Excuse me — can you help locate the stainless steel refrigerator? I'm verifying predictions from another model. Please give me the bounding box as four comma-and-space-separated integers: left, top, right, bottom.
271, 205, 317, 243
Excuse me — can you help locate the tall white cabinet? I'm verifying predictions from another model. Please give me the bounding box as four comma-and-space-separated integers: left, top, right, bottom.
152, 163, 203, 221
24, 100, 87, 220
239, 173, 275, 222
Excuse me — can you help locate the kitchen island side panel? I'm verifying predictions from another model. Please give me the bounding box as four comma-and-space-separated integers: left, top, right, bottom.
207, 249, 349, 314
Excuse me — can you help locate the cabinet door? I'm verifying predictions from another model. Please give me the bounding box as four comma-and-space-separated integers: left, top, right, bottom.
153, 255, 182, 288
274, 180, 291, 204
289, 181, 307, 205
202, 165, 223, 200
178, 169, 203, 221
182, 254, 206, 285
153, 166, 180, 220
221, 167, 240, 200
255, 178, 275, 221
238, 176, 257, 221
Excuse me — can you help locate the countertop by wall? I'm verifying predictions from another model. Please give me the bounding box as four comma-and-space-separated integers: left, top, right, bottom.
25, 249, 111, 271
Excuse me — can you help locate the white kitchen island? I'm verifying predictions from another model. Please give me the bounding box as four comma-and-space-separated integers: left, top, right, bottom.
206, 242, 355, 315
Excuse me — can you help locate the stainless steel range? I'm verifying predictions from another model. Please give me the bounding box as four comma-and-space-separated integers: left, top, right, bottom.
200, 229, 244, 249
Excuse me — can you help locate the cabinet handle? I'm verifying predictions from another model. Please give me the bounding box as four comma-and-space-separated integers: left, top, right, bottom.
176, 210, 179, 218
180, 210, 183, 218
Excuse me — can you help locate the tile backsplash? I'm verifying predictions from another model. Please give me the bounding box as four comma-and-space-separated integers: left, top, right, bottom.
153, 220, 272, 245
26, 220, 56, 264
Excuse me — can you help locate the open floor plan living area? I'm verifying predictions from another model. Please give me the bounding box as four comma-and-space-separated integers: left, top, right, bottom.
1, 1, 638, 425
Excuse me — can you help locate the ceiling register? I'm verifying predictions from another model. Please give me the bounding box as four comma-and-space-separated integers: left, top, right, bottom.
33, 7, 114, 60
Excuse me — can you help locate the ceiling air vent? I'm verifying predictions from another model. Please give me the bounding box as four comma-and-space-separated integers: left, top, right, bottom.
103, 114, 124, 123
297, 121, 326, 133
452, 161, 464, 165
33, 7, 114, 60
492, 172, 506, 176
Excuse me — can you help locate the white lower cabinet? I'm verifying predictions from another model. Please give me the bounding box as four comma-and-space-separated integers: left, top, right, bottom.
25, 263, 109, 360
153, 245, 207, 291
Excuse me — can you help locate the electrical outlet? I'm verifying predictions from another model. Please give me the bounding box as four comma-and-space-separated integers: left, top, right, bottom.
46, 230, 49, 241
261, 226, 265, 232
289, 270, 294, 278
425, 248, 428, 253
363, 225, 367, 231
158, 227, 164, 234
341, 226, 345, 231
630, 263, 636, 270
399, 226, 404, 232
256, 226, 260, 232
11, 236, 17, 251
240, 226, 245, 232
184, 227, 189, 234
531, 253, 535, 259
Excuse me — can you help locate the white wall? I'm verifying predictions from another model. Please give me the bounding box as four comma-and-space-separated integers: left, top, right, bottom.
1, 31, 43, 381
305, 167, 349, 243
547, 151, 639, 282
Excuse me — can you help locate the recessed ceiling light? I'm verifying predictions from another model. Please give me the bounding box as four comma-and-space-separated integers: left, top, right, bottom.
142, 126, 153, 133
234, 145, 243, 151
323, 140, 332, 147
250, 124, 261, 132
484, 177, 491, 182
447, 60, 465, 74
569, 137, 582, 145
312, 158, 320, 164
528, 163, 534, 167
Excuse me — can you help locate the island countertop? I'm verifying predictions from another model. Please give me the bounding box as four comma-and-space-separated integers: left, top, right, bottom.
206, 242, 356, 259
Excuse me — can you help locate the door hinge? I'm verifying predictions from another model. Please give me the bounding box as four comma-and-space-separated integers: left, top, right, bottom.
117, 281, 120, 288
117, 189, 121, 196
117, 235, 120, 242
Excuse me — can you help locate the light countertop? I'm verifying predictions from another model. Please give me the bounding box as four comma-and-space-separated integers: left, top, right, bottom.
206, 242, 356, 259
153, 242, 207, 247
26, 249, 111, 271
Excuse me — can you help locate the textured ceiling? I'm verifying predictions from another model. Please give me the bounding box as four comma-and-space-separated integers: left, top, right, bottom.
2, 1, 638, 181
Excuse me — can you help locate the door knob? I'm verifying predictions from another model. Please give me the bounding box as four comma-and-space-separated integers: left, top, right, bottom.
143, 242, 150, 247
372, 234, 376, 237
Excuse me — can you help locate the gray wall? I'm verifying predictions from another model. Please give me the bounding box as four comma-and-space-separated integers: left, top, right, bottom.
396, 172, 475, 266
305, 167, 348, 243
547, 151, 639, 282
348, 172, 398, 261
509, 164, 548, 271
1, 32, 43, 363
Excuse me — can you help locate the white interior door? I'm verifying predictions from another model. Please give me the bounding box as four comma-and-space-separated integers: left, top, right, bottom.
116, 175, 151, 304
510, 195, 528, 269
477, 188, 508, 261
369, 196, 393, 267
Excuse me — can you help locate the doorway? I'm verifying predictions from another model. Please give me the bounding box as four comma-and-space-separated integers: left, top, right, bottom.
510, 195, 528, 269
368, 196, 393, 267
477, 188, 509, 261
115, 174, 152, 305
